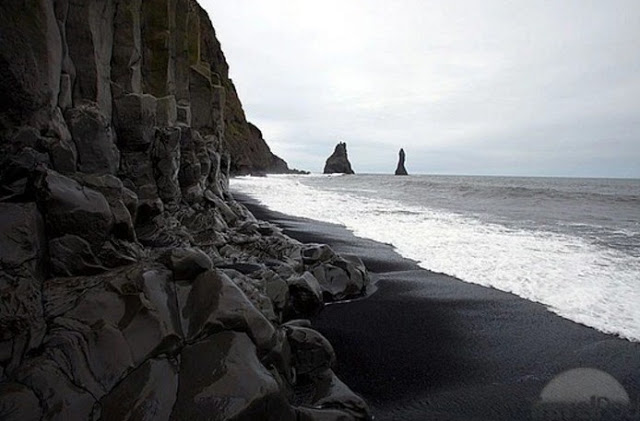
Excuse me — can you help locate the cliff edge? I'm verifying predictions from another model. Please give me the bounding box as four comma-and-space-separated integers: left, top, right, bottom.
0, 1, 370, 420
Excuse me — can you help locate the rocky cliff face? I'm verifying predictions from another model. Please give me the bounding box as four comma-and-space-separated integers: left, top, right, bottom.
0, 2, 369, 420
323, 142, 355, 174
395, 148, 408, 175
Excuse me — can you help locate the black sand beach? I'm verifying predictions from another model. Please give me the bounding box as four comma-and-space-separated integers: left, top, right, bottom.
236, 193, 640, 421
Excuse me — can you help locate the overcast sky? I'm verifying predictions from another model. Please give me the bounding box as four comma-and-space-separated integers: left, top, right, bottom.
204, 0, 640, 178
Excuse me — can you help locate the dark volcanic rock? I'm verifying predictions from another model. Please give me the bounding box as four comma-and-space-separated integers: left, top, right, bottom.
395, 147, 408, 175
65, 104, 120, 174
323, 142, 355, 174
0, 1, 372, 420
35, 169, 113, 248
172, 331, 295, 421
100, 357, 179, 421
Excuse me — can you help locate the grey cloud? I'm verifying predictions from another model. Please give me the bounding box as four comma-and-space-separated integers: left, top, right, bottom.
208, 0, 640, 178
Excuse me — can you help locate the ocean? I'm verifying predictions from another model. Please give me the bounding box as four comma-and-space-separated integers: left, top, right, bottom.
230, 174, 640, 342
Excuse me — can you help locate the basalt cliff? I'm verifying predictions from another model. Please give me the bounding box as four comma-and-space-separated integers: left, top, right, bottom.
0, 1, 370, 420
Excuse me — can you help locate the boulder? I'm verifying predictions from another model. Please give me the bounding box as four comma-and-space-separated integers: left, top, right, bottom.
65, 104, 120, 174
100, 357, 179, 421
395, 148, 408, 176
178, 270, 276, 350
285, 325, 336, 378
301, 245, 369, 301
171, 331, 295, 421
323, 142, 354, 174
162, 247, 212, 281
286, 272, 324, 318
312, 370, 371, 420
35, 170, 113, 247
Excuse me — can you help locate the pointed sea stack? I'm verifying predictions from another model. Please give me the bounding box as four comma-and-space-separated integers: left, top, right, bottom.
324, 142, 355, 174
395, 148, 408, 175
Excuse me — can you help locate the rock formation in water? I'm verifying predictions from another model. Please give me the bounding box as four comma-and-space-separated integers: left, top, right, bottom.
395, 148, 408, 175
323, 142, 355, 174
0, 2, 370, 420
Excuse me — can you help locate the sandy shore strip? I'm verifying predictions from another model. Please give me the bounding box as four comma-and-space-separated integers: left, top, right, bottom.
235, 192, 640, 421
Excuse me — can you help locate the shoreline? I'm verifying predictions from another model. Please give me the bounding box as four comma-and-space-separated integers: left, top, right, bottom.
235, 192, 640, 421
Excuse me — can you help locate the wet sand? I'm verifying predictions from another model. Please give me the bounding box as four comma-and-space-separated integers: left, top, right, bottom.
236, 193, 640, 421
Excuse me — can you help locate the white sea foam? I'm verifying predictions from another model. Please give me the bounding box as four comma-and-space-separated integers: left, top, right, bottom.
231, 175, 640, 342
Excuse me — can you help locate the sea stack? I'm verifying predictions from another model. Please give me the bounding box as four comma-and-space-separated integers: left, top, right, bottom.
324, 142, 355, 174
395, 148, 409, 175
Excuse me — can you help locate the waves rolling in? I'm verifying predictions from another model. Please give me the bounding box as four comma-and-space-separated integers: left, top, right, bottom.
231, 174, 640, 342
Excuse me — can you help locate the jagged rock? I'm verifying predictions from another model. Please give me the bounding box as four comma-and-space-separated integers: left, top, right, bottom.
0, 383, 42, 421
301, 245, 369, 301
395, 147, 408, 175
113, 93, 157, 151
35, 169, 113, 247
162, 247, 212, 281
323, 142, 355, 174
100, 357, 179, 421
204, 189, 238, 224
302, 244, 336, 265
312, 370, 371, 420
65, 104, 120, 174
285, 325, 336, 378
253, 269, 290, 315
171, 331, 296, 421
49, 235, 106, 277
286, 272, 324, 318
178, 270, 276, 350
